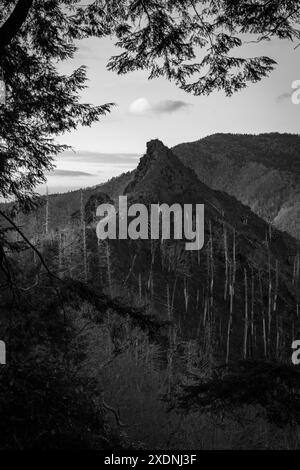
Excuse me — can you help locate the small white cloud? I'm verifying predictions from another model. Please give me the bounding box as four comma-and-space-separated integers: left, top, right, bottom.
129, 98, 192, 116
129, 97, 152, 115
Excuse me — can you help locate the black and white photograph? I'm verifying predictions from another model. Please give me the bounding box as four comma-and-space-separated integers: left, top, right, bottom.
0, 0, 300, 456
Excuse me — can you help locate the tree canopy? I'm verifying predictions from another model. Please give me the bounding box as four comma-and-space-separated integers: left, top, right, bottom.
105, 0, 300, 96
0, 0, 113, 205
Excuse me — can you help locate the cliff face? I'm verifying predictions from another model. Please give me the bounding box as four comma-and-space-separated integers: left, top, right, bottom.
173, 133, 300, 239
125, 139, 223, 208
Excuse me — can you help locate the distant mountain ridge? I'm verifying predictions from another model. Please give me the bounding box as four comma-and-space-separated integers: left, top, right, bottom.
38, 132, 300, 240
175, 133, 300, 174
3, 133, 299, 243
173, 133, 300, 239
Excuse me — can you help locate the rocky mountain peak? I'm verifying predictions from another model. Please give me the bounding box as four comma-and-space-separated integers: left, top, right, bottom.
146, 139, 168, 155
124, 139, 200, 201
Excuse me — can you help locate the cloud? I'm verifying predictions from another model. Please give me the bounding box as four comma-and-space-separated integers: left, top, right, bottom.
47, 169, 95, 178
154, 100, 192, 114
129, 98, 192, 116
276, 92, 292, 104
129, 98, 152, 115
59, 151, 140, 166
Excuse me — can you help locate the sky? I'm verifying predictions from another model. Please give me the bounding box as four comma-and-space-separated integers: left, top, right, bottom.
41, 34, 300, 195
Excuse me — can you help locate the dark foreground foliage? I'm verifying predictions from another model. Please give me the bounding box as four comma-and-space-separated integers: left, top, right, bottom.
0, 277, 148, 450
0, 362, 110, 450
174, 361, 300, 428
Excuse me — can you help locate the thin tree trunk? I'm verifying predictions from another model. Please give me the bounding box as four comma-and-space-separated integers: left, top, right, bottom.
226, 231, 236, 365
138, 272, 142, 302
80, 190, 88, 283
106, 241, 112, 296
267, 250, 272, 352
166, 283, 171, 320
209, 221, 214, 308
58, 231, 64, 278
243, 268, 248, 360
259, 272, 267, 358
184, 276, 189, 314
274, 260, 279, 358
251, 268, 255, 357
45, 186, 49, 235
223, 224, 228, 300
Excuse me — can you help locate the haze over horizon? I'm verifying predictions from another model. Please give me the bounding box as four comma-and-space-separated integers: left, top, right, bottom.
42, 35, 300, 195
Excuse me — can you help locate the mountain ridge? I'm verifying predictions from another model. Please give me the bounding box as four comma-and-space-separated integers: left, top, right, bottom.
2, 133, 299, 243
173, 133, 300, 239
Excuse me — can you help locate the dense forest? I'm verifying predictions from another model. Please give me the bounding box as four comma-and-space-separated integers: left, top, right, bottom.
174, 133, 300, 239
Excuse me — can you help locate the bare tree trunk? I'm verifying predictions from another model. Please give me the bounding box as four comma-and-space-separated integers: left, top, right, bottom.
147, 269, 153, 300
183, 276, 189, 314
45, 186, 49, 235
293, 252, 300, 285
166, 283, 171, 320
80, 190, 88, 283
274, 260, 279, 358
138, 272, 142, 302
203, 296, 208, 328
267, 250, 272, 353
167, 347, 173, 396
259, 272, 267, 358
243, 268, 248, 360
106, 241, 112, 296
58, 230, 64, 278
171, 277, 177, 317
251, 268, 255, 357
209, 221, 214, 308
223, 223, 228, 300
226, 231, 236, 365
33, 233, 38, 266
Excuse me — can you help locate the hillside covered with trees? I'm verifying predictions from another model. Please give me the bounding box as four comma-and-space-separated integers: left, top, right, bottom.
173, 133, 300, 239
